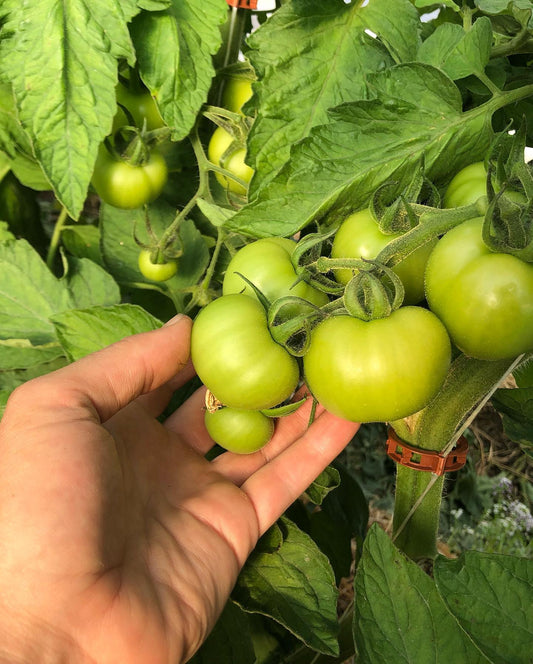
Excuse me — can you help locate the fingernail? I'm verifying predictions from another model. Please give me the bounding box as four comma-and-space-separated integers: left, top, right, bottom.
163, 314, 188, 327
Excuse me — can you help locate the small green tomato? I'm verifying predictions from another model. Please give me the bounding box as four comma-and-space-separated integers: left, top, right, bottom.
204, 407, 274, 454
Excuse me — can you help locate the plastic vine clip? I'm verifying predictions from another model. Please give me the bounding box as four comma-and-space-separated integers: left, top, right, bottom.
386, 428, 468, 475
226, 0, 258, 8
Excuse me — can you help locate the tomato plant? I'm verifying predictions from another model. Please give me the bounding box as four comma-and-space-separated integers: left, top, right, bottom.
303, 307, 451, 423
204, 406, 274, 453
138, 249, 177, 282
330, 208, 436, 305
191, 294, 299, 410
207, 126, 254, 196
223, 237, 329, 306
91, 145, 168, 209
425, 217, 533, 360
2, 1, 533, 661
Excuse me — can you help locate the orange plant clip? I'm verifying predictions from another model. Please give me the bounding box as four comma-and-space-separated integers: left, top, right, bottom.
386, 428, 468, 476
226, 0, 258, 8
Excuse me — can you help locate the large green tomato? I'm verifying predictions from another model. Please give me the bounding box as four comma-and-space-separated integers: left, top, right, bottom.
330, 209, 436, 305
207, 126, 254, 196
115, 84, 165, 131
223, 237, 329, 307
222, 77, 253, 114
191, 294, 300, 410
443, 162, 487, 208
204, 407, 274, 454
91, 145, 167, 209
425, 217, 533, 360
303, 307, 451, 423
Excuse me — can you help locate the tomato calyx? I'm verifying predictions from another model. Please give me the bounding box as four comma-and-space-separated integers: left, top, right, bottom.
133, 209, 182, 282
370, 163, 441, 234
267, 296, 326, 356
291, 228, 345, 295
203, 105, 252, 148
482, 125, 533, 261
260, 396, 308, 418
343, 260, 405, 321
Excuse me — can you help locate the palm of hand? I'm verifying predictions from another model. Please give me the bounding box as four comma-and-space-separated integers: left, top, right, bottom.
0, 318, 359, 664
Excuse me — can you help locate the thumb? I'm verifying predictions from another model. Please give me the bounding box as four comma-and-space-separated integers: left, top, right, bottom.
12, 315, 192, 424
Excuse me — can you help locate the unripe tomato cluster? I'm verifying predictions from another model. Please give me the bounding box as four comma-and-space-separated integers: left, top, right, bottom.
208, 76, 255, 196
191, 161, 533, 452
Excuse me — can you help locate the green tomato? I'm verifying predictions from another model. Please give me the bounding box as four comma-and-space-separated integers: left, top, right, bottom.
191, 294, 300, 410
223, 237, 329, 307
425, 217, 533, 360
92, 145, 168, 209
222, 77, 253, 113
207, 126, 254, 196
443, 162, 487, 208
204, 407, 274, 454
138, 250, 177, 282
303, 307, 451, 423
114, 84, 165, 131
331, 208, 436, 305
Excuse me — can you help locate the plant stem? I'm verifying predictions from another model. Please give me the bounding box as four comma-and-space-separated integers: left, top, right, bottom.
491, 27, 532, 59
159, 125, 210, 250
46, 206, 69, 269
389, 354, 525, 560
392, 467, 444, 560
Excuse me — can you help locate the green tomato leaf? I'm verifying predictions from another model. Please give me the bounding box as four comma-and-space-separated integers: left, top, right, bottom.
0, 239, 73, 344
61, 225, 104, 265
491, 385, 533, 454
418, 17, 493, 80
305, 465, 341, 506
130, 0, 228, 141
196, 198, 236, 228
0, 356, 68, 397
137, 0, 172, 9
10, 152, 51, 192
0, 339, 64, 371
0, 0, 139, 219
189, 601, 256, 664
0, 82, 34, 161
354, 525, 492, 664
0, 221, 15, 243
477, 0, 533, 28
63, 257, 121, 310
0, 390, 10, 419
230, 63, 493, 238
51, 303, 162, 362
233, 517, 340, 656
434, 551, 533, 664
247, 0, 421, 193
415, 0, 460, 8
0, 239, 124, 348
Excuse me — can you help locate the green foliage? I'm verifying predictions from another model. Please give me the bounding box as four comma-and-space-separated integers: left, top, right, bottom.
355, 525, 533, 664
232, 517, 340, 656
1, 0, 533, 661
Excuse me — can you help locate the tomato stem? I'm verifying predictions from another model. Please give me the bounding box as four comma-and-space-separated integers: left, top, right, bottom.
389, 353, 524, 560
392, 466, 444, 560
46, 205, 69, 270
374, 201, 481, 267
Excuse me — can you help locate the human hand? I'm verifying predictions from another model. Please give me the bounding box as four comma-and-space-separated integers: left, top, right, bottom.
0, 315, 359, 664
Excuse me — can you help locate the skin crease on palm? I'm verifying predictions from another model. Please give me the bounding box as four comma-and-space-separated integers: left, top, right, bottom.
0, 314, 360, 664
